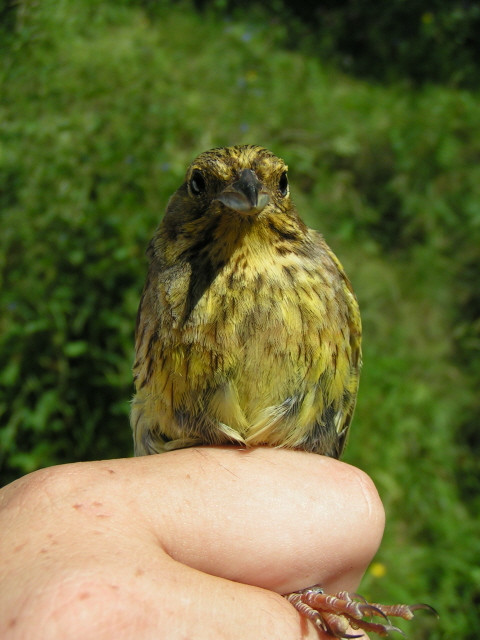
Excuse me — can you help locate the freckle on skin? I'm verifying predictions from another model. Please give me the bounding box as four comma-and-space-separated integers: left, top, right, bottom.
8, 619, 17, 628
93, 502, 103, 507
73, 503, 83, 510
14, 543, 26, 553
79, 592, 90, 600
135, 568, 145, 577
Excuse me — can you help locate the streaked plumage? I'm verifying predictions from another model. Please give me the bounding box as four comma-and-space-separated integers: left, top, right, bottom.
131, 144, 361, 458
130, 145, 435, 638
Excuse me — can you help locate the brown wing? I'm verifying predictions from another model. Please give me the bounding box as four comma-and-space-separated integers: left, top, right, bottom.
324, 242, 362, 458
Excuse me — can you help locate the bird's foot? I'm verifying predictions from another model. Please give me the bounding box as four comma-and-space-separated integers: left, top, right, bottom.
285, 586, 436, 638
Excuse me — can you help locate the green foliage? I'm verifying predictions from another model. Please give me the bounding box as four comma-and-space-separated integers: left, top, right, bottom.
299, 0, 480, 87
192, 0, 480, 87
1, 1, 479, 637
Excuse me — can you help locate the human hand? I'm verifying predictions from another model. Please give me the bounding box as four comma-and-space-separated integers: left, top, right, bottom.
0, 447, 384, 639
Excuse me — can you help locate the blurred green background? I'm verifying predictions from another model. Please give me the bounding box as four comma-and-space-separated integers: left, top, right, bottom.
1, 1, 479, 637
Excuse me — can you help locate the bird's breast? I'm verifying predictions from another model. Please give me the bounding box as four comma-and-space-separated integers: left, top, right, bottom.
168, 246, 346, 421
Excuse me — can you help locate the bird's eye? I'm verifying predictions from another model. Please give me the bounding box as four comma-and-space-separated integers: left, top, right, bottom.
189, 170, 206, 196
278, 171, 289, 197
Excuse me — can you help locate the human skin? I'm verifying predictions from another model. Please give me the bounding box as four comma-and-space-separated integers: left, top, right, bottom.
0, 447, 385, 639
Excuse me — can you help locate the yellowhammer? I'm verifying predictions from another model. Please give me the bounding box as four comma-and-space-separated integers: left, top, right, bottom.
131, 144, 433, 637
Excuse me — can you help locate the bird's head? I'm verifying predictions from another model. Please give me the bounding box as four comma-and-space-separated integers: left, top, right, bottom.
155, 145, 307, 267
163, 145, 292, 228
183, 145, 290, 218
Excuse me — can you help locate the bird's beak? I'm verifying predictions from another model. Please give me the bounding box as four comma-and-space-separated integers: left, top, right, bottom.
215, 168, 270, 214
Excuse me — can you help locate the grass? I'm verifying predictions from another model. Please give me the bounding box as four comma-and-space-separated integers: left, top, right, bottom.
1, 1, 479, 637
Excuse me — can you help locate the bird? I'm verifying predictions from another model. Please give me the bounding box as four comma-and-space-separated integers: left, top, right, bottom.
132, 144, 361, 458
131, 144, 433, 637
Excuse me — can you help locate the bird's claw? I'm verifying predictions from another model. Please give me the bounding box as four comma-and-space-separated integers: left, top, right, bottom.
285, 586, 436, 638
